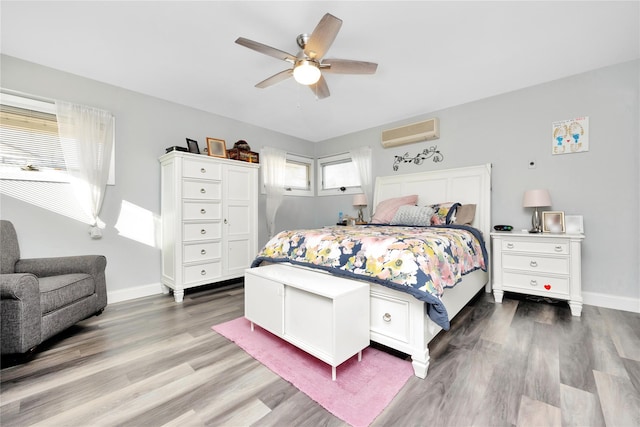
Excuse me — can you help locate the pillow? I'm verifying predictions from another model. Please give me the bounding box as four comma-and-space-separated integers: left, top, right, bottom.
370, 195, 419, 224
453, 204, 476, 225
390, 205, 435, 226
429, 202, 461, 225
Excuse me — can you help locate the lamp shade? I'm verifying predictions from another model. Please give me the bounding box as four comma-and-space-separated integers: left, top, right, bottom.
353, 194, 367, 207
523, 189, 551, 208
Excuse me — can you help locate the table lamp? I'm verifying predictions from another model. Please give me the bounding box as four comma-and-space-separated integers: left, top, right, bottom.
523, 189, 551, 233
353, 194, 368, 224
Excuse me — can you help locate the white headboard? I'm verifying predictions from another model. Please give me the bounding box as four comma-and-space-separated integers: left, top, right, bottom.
373, 163, 492, 239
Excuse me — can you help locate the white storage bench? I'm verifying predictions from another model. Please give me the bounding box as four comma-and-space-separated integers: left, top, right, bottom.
244, 264, 370, 380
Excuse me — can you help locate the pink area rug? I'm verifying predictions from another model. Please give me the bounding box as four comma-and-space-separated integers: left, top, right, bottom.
212, 317, 413, 427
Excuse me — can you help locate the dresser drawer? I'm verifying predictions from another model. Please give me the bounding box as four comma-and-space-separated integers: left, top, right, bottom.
370, 292, 410, 343
183, 241, 221, 263
502, 239, 568, 255
183, 180, 221, 200
183, 158, 222, 180
184, 261, 221, 284
183, 222, 222, 241
183, 201, 221, 220
503, 271, 569, 296
503, 253, 569, 274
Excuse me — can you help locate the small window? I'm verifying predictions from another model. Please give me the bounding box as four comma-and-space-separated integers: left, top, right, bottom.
0, 91, 115, 184
317, 152, 361, 196
271, 153, 314, 197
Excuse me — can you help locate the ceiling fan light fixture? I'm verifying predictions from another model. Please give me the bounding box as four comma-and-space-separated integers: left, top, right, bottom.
293, 60, 321, 85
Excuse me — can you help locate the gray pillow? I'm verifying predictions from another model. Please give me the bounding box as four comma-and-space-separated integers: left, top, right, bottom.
390, 205, 435, 226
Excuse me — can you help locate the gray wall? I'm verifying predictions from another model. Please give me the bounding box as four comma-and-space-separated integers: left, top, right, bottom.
0, 55, 315, 301
1, 55, 638, 311
312, 60, 639, 310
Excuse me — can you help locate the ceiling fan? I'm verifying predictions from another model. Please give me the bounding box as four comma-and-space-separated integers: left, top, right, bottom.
235, 13, 377, 99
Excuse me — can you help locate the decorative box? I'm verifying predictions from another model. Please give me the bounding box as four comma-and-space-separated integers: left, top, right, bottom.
227, 148, 259, 163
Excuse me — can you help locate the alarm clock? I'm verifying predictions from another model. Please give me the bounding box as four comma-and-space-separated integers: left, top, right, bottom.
493, 225, 513, 231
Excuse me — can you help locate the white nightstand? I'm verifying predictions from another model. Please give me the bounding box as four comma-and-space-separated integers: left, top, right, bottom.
490, 231, 585, 316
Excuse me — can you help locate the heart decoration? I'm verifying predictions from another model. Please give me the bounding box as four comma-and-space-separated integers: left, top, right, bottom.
544, 284, 551, 290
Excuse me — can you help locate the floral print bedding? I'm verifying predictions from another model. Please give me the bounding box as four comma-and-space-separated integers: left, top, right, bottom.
251, 224, 488, 330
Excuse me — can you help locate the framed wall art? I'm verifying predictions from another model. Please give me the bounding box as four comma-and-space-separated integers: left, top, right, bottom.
542, 211, 565, 233
206, 137, 227, 158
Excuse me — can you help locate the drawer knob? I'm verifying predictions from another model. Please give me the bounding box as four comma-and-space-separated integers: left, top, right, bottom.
200, 168, 206, 173
201, 249, 206, 255
200, 209, 206, 214
224, 218, 228, 224
530, 280, 538, 286
530, 260, 538, 267
200, 229, 207, 235
555, 245, 562, 252
506, 243, 514, 249
201, 269, 206, 275
383, 313, 392, 322
200, 188, 206, 194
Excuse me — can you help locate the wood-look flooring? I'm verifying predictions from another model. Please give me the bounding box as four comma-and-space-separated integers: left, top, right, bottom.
1, 281, 639, 426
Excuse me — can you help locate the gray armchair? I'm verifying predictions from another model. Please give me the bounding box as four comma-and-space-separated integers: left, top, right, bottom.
1, 220, 107, 355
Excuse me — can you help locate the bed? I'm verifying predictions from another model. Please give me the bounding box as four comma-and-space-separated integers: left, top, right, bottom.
250, 163, 492, 378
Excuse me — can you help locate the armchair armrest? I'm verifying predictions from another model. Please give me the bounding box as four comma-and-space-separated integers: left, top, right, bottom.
15, 255, 107, 278
1, 273, 42, 354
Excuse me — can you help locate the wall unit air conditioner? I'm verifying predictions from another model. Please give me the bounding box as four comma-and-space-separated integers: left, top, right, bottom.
381, 118, 440, 148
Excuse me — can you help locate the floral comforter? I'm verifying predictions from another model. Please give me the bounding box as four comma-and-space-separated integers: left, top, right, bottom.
251, 224, 488, 330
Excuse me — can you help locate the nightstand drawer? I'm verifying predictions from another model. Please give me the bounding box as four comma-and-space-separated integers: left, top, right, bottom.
502, 240, 568, 255
503, 271, 569, 295
503, 253, 569, 274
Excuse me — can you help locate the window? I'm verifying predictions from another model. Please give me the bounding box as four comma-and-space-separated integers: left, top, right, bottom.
284, 153, 314, 196
0, 91, 115, 184
317, 152, 361, 196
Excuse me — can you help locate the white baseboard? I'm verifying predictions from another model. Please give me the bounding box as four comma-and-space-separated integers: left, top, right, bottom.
107, 282, 163, 304
582, 291, 640, 314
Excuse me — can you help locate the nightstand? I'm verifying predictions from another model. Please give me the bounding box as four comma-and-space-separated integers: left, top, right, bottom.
490, 231, 585, 316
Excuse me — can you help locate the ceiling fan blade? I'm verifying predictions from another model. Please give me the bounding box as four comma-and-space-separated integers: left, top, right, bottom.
322, 59, 378, 74
305, 13, 342, 60
308, 74, 330, 99
235, 37, 296, 63
255, 69, 293, 88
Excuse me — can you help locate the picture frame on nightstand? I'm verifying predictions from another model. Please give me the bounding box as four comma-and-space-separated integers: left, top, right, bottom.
565, 215, 584, 234
542, 211, 565, 233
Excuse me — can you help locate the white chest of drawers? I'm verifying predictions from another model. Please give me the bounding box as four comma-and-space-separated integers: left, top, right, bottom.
491, 231, 585, 316
159, 152, 258, 302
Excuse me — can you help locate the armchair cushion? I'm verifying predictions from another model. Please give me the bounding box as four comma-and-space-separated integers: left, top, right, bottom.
39, 274, 95, 315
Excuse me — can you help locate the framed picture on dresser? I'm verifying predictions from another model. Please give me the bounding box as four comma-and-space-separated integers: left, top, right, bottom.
542, 211, 565, 233
206, 137, 227, 158
186, 138, 200, 154
565, 215, 584, 234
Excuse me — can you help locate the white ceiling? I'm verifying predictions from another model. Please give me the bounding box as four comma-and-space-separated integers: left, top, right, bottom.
2, 1, 638, 142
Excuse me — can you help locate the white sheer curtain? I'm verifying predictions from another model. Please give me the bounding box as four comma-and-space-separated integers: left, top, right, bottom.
349, 146, 373, 219
261, 146, 287, 238
56, 101, 114, 239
